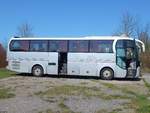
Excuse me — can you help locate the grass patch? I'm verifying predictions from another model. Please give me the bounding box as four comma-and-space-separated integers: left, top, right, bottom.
36, 79, 150, 113
38, 109, 54, 113
120, 86, 150, 113
96, 109, 108, 113
0, 87, 15, 99
143, 78, 150, 93
111, 108, 122, 113
36, 85, 131, 100
96, 108, 122, 113
105, 94, 131, 99
0, 68, 16, 79
128, 78, 150, 113
101, 82, 118, 89
58, 102, 74, 113
133, 95, 150, 113
39, 98, 76, 113
127, 94, 150, 113
80, 82, 88, 85
91, 79, 100, 83
37, 81, 150, 113
36, 85, 101, 97
100, 81, 150, 113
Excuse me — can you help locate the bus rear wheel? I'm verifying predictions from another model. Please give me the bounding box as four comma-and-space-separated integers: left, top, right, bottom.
100, 68, 114, 80
32, 65, 43, 77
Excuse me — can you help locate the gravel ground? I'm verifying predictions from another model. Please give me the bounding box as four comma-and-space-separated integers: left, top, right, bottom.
0, 74, 149, 113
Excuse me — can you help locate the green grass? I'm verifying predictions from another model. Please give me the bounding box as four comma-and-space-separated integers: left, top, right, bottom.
96, 109, 108, 113
80, 82, 88, 85
96, 108, 122, 113
36, 77, 150, 113
58, 102, 75, 113
36, 85, 101, 97
0, 87, 15, 99
133, 95, 150, 113
99, 81, 150, 113
38, 98, 76, 113
35, 81, 150, 113
143, 78, 150, 93
120, 83, 150, 113
130, 78, 150, 113
36, 85, 131, 100
38, 109, 54, 113
125, 92, 150, 113
101, 82, 118, 89
0, 68, 16, 79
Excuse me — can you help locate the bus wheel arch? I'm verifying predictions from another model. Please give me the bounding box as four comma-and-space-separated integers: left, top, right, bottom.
32, 64, 44, 77
100, 67, 114, 80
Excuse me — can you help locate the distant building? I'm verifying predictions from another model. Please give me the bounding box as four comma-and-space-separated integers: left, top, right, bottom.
0, 43, 7, 68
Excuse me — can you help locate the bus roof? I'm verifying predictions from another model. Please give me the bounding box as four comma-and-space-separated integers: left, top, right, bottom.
10, 36, 134, 40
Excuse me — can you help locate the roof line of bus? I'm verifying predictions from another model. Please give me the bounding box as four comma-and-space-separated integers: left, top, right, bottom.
10, 36, 134, 40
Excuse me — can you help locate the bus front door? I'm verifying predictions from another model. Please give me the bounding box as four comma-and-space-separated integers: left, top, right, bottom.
116, 40, 138, 78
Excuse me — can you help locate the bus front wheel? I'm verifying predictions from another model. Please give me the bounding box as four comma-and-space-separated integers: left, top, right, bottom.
32, 65, 44, 77
100, 68, 114, 80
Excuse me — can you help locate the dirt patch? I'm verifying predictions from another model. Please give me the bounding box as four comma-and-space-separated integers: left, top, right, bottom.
0, 74, 149, 113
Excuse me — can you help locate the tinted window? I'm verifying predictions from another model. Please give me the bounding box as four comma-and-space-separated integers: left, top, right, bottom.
116, 48, 126, 69
90, 40, 113, 53
10, 40, 29, 51
49, 40, 67, 52
116, 40, 136, 59
69, 40, 88, 52
30, 40, 48, 52
116, 40, 134, 48
116, 40, 137, 69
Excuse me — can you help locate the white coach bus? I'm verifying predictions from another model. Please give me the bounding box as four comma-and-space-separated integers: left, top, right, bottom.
7, 36, 145, 80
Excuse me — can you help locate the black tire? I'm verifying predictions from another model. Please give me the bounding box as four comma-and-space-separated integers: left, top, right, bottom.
32, 65, 43, 77
100, 68, 114, 80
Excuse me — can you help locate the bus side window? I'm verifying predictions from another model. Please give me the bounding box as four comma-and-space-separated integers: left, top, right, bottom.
49, 41, 58, 52
10, 40, 29, 51
30, 40, 48, 52
10, 41, 20, 51
90, 40, 113, 53
69, 40, 88, 52
49, 40, 68, 52
69, 41, 77, 52
58, 41, 67, 52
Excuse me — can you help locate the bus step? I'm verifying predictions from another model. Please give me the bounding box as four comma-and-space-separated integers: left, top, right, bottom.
59, 73, 67, 75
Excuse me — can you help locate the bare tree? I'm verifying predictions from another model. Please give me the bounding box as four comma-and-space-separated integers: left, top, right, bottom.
137, 24, 150, 51
17, 23, 33, 37
114, 12, 138, 37
114, 12, 150, 70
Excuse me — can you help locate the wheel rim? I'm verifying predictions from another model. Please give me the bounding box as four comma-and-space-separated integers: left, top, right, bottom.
34, 68, 41, 76
102, 70, 111, 78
